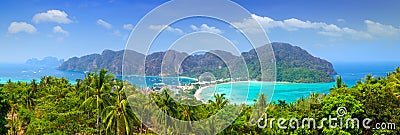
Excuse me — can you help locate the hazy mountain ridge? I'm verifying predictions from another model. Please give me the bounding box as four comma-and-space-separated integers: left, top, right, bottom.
59, 42, 336, 83
26, 56, 64, 68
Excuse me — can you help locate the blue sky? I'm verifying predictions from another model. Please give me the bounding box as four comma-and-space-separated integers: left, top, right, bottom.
1, 0, 400, 63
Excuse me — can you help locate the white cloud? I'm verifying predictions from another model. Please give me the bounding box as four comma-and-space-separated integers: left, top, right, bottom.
231, 15, 268, 34
365, 20, 400, 37
148, 25, 184, 35
282, 18, 325, 30
190, 24, 222, 34
320, 25, 372, 39
337, 19, 346, 23
233, 14, 372, 39
123, 24, 134, 30
249, 14, 327, 31
97, 19, 112, 29
113, 30, 121, 36
53, 26, 69, 36
32, 10, 72, 24
8, 22, 37, 34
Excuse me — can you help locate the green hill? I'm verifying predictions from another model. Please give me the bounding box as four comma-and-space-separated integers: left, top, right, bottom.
59, 42, 336, 83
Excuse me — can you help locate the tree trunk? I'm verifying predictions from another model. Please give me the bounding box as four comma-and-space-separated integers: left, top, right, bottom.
97, 113, 101, 134
164, 115, 167, 135
87, 110, 90, 119
140, 118, 143, 135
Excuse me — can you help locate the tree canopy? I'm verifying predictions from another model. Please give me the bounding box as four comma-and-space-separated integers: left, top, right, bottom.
0, 68, 399, 134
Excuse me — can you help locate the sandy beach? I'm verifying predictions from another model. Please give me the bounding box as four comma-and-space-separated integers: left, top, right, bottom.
193, 81, 281, 102
193, 81, 254, 102
194, 85, 211, 102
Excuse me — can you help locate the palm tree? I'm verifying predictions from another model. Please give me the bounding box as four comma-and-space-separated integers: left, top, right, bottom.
155, 89, 177, 135
334, 76, 347, 89
208, 93, 229, 113
102, 81, 135, 135
128, 92, 151, 135
177, 103, 198, 133
249, 93, 267, 126
81, 69, 114, 134
3, 81, 21, 135
22, 86, 35, 111
180, 105, 198, 121
31, 79, 37, 93
21, 79, 37, 111
387, 68, 400, 98
0, 87, 9, 135
39, 76, 49, 87
207, 93, 229, 134
74, 79, 83, 93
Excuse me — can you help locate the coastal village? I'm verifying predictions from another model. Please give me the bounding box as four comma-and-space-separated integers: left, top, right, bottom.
145, 77, 233, 100
151, 78, 232, 91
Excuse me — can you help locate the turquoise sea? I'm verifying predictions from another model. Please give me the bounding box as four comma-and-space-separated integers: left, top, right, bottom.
0, 62, 399, 104
0, 64, 84, 84
198, 82, 335, 104
0, 64, 193, 86
198, 62, 400, 104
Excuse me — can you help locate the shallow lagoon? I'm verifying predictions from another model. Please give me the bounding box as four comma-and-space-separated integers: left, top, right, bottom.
198, 81, 335, 104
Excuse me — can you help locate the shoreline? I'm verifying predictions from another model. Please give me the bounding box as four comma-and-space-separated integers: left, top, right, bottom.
194, 86, 210, 102
193, 81, 268, 102
192, 80, 330, 102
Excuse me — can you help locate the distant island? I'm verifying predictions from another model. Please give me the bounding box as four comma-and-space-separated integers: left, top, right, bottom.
26, 56, 64, 68
59, 42, 336, 83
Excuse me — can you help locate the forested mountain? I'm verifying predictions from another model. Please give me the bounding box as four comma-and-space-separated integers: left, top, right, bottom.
59, 42, 336, 83
59, 50, 145, 74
